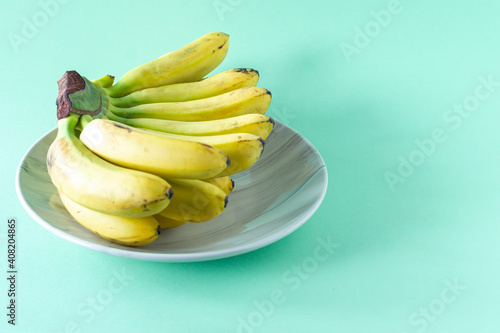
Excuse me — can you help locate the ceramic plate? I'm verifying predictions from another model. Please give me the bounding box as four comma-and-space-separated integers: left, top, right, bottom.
16, 121, 328, 262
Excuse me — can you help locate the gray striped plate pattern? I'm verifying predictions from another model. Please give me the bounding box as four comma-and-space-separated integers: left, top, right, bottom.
16, 121, 328, 262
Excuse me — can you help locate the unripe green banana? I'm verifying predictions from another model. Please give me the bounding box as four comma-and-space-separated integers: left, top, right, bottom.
204, 176, 234, 195
157, 178, 228, 223
105, 112, 274, 139
47, 114, 172, 217
107, 68, 259, 107
79, 119, 229, 179
59, 192, 160, 247
104, 32, 229, 98
108, 87, 271, 121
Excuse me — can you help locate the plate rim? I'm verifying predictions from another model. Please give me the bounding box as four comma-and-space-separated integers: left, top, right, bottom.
16, 121, 328, 262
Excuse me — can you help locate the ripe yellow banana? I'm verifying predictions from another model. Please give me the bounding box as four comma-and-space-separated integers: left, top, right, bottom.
108, 87, 271, 121
47, 32, 273, 247
105, 111, 274, 139
154, 214, 187, 229
204, 176, 234, 195
79, 118, 229, 179
157, 178, 228, 222
59, 192, 160, 247
84, 120, 264, 177
107, 68, 259, 107
47, 114, 172, 217
155, 131, 264, 177
104, 32, 229, 97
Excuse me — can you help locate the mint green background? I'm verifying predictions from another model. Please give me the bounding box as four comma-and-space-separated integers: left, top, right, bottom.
2, 0, 500, 332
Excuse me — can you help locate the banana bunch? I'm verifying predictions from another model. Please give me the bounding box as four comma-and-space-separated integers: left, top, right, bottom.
47, 32, 274, 247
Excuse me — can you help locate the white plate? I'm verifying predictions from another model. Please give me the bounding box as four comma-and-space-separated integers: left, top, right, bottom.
16, 121, 328, 262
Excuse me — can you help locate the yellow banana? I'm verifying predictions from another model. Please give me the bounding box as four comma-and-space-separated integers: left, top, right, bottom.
155, 131, 264, 176
204, 176, 234, 195
157, 178, 227, 223
85, 120, 264, 177
105, 111, 274, 139
107, 68, 259, 107
47, 114, 172, 217
104, 32, 229, 97
108, 87, 271, 121
154, 214, 187, 229
59, 192, 160, 247
79, 118, 229, 179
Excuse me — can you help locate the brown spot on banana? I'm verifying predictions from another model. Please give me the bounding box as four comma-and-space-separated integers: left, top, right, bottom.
218, 40, 227, 49
234, 68, 258, 75
113, 122, 132, 133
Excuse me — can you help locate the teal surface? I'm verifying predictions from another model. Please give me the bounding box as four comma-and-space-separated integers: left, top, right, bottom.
2, 0, 500, 332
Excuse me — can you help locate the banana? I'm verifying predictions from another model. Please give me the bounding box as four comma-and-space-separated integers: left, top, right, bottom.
156, 131, 264, 177
82, 118, 263, 177
107, 68, 259, 107
105, 111, 275, 139
46, 32, 273, 247
204, 176, 234, 195
104, 32, 229, 98
154, 214, 187, 229
79, 118, 229, 179
47, 113, 172, 217
59, 191, 160, 247
157, 178, 227, 223
108, 87, 271, 121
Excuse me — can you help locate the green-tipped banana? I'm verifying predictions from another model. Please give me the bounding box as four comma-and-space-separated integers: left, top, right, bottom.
109, 87, 271, 121
106, 112, 274, 139
104, 32, 229, 98
204, 176, 234, 195
107, 68, 259, 107
79, 119, 229, 179
59, 192, 160, 247
47, 114, 172, 217
154, 215, 187, 229
157, 178, 227, 223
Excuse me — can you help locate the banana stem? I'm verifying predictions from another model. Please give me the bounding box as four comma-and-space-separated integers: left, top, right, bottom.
104, 109, 129, 123
91, 74, 115, 88
56, 113, 80, 139
79, 114, 94, 129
